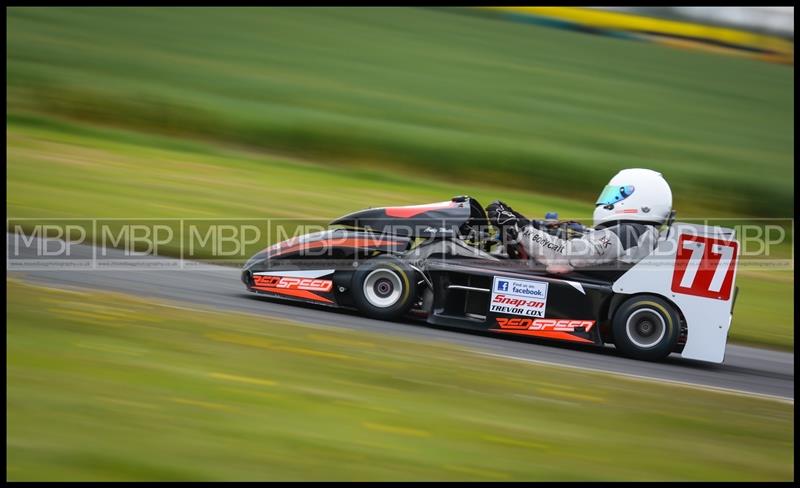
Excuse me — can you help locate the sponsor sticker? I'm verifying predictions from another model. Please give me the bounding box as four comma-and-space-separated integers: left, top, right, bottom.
495, 317, 595, 332
531, 233, 565, 254
252, 275, 333, 292
489, 276, 548, 318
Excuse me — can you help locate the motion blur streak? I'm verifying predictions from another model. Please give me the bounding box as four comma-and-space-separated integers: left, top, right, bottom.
6, 7, 794, 482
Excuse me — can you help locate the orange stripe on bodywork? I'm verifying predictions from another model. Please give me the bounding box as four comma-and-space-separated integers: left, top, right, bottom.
384, 200, 456, 218
270, 238, 404, 257
491, 328, 594, 343
252, 285, 333, 303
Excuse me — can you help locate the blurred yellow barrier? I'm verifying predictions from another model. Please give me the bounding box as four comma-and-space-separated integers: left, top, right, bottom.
485, 7, 793, 63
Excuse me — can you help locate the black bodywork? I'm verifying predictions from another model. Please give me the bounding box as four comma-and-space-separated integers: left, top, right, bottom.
242, 196, 631, 346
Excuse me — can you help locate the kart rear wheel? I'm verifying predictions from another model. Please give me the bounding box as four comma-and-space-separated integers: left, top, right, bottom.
612, 294, 680, 361
351, 256, 417, 321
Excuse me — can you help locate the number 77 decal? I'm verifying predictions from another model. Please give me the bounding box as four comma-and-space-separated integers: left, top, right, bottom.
672, 234, 738, 300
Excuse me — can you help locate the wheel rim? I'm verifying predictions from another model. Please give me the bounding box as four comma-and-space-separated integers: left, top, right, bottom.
363, 268, 403, 308
625, 308, 666, 349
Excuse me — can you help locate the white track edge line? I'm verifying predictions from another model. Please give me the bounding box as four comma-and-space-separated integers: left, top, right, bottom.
473, 350, 793, 405
13, 277, 793, 404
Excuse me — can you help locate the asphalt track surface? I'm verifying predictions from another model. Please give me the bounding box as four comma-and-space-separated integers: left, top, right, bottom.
7, 235, 794, 402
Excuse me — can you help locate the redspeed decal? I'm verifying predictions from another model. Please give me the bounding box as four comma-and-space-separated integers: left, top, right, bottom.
491, 317, 595, 343
253, 275, 333, 292
495, 317, 595, 332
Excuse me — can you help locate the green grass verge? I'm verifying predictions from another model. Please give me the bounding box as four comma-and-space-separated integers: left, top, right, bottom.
6, 279, 793, 481
6, 118, 794, 350
6, 7, 793, 216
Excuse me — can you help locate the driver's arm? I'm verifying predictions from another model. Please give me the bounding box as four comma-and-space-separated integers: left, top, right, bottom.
486, 200, 657, 271
517, 223, 656, 271
517, 225, 616, 269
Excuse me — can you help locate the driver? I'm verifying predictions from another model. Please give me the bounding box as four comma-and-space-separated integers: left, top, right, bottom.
486, 168, 673, 274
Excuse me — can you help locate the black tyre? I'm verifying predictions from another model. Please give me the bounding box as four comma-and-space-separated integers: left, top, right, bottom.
612, 294, 681, 361
351, 256, 417, 321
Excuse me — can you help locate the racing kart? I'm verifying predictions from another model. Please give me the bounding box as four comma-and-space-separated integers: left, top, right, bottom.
242, 196, 740, 363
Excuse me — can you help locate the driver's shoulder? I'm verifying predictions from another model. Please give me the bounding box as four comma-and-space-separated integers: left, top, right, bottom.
596, 222, 656, 250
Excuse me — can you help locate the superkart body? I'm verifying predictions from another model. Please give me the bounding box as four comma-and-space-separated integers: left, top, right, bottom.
242, 196, 740, 363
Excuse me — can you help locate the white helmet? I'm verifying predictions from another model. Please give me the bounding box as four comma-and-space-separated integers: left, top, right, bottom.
592, 168, 672, 227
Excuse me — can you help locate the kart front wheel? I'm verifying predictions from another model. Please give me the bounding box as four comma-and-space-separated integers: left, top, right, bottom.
612, 294, 681, 361
351, 257, 417, 321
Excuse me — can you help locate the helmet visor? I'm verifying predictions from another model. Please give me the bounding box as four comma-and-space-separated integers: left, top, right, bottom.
596, 184, 635, 206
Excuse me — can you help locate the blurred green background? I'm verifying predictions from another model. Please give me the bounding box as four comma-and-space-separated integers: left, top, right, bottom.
7, 7, 794, 216
5, 8, 795, 480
